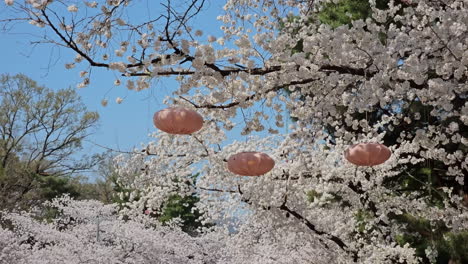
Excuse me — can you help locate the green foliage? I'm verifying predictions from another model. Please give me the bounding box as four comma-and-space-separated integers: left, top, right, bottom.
112, 178, 137, 211
317, 0, 392, 28
154, 173, 212, 234
39, 206, 61, 224
158, 194, 206, 234
36, 175, 80, 201
355, 209, 373, 233
110, 171, 209, 234
394, 213, 468, 263
318, 0, 372, 28
438, 231, 468, 263
306, 189, 322, 203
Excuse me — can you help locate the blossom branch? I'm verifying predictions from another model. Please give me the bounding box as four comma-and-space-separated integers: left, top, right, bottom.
278, 201, 358, 261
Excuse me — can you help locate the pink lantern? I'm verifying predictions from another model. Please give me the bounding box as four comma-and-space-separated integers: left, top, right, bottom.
227, 152, 275, 176
344, 143, 391, 166
153, 107, 203, 135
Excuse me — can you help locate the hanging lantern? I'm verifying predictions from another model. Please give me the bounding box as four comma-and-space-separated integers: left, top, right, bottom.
153, 107, 203, 135
227, 152, 275, 176
344, 143, 391, 166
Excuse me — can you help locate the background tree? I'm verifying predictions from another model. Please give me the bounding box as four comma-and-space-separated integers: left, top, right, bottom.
0, 74, 99, 210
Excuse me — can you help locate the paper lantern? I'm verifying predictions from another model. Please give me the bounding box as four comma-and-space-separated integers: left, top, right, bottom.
227, 152, 275, 176
153, 107, 203, 134
344, 143, 391, 166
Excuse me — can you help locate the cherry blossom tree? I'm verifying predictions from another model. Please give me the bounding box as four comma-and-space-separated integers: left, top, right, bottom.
0, 196, 226, 264
1, 0, 468, 263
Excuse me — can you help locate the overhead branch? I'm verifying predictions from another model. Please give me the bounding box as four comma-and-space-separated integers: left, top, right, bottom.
197, 186, 238, 193
278, 201, 358, 261
179, 77, 320, 109
41, 9, 108, 68
40, 6, 377, 82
